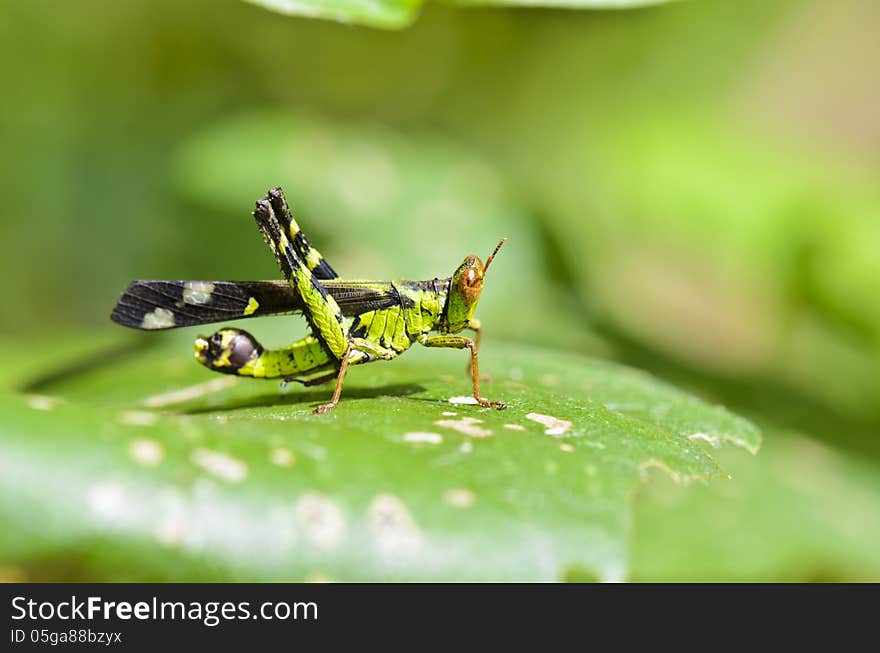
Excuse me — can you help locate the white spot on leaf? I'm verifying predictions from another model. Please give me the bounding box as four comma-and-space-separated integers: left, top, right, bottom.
119, 410, 159, 426
434, 416, 492, 438
368, 494, 422, 556
296, 492, 345, 550
129, 438, 164, 466
270, 447, 296, 467
559, 443, 575, 453
190, 448, 247, 483
403, 432, 443, 445
526, 412, 572, 436
444, 488, 476, 509
503, 423, 525, 431
27, 395, 59, 411
448, 395, 479, 405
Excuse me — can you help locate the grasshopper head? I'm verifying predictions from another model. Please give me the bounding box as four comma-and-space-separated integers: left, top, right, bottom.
195, 328, 262, 374
445, 238, 506, 332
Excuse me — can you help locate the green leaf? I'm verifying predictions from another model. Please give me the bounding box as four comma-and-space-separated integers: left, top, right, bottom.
1, 332, 758, 581
242, 0, 421, 30
243, 0, 676, 30
632, 428, 880, 581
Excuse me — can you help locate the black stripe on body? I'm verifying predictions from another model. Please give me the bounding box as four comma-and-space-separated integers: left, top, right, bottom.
431, 277, 454, 329
431, 277, 450, 296
311, 258, 337, 280
349, 318, 368, 339
310, 275, 329, 300
393, 285, 416, 310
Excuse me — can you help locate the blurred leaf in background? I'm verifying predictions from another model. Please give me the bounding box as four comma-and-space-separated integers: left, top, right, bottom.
243, 0, 677, 29
1, 0, 879, 580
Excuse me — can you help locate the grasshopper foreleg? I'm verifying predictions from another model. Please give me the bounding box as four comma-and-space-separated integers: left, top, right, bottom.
464, 318, 491, 381
418, 334, 506, 410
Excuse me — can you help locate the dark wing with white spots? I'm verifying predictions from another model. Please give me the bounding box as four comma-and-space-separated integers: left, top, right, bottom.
111, 279, 403, 330
110, 280, 304, 330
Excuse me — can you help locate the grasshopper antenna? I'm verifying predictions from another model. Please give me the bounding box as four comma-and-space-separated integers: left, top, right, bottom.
483, 238, 507, 274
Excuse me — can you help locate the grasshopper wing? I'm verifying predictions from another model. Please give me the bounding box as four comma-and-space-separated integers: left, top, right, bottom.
111, 279, 402, 330
110, 280, 302, 330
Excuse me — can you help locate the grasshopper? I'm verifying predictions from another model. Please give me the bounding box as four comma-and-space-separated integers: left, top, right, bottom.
111, 187, 507, 414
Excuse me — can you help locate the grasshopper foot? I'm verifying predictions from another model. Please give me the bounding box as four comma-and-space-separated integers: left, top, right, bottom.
477, 398, 506, 410
314, 402, 337, 415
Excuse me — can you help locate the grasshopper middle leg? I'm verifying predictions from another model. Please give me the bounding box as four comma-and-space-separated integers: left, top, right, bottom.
313, 338, 399, 414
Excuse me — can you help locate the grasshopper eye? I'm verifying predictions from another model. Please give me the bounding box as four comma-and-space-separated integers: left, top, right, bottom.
459, 266, 483, 303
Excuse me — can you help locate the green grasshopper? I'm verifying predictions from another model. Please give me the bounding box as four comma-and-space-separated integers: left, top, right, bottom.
111, 187, 507, 414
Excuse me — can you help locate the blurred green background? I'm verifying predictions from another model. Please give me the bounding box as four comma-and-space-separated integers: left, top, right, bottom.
2, 0, 880, 580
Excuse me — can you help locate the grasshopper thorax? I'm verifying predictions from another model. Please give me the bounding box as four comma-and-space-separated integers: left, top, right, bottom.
444, 238, 506, 333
